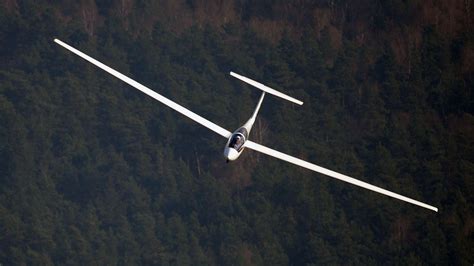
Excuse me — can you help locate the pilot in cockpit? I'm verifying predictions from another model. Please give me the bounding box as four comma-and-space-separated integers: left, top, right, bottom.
235, 135, 242, 145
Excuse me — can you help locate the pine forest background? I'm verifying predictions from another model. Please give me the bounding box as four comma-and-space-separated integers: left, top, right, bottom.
0, 0, 473, 264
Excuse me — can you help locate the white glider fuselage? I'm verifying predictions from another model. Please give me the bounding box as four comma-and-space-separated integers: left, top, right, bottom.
224, 92, 265, 161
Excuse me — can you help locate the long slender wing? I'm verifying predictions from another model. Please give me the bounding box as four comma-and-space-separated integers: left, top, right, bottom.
54, 39, 232, 139
244, 140, 438, 212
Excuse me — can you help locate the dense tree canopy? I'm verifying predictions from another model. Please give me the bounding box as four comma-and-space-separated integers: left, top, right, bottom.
0, 0, 473, 264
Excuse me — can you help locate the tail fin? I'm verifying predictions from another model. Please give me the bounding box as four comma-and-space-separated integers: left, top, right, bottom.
230, 72, 303, 105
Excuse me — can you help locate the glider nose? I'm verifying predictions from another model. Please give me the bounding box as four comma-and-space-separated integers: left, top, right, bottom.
224, 147, 239, 161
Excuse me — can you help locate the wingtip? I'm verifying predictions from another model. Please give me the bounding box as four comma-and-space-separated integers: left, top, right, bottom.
292, 99, 304, 106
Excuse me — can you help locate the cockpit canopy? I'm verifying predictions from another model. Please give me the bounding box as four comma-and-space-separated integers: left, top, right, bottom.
228, 133, 245, 151
236, 127, 248, 138
228, 127, 248, 152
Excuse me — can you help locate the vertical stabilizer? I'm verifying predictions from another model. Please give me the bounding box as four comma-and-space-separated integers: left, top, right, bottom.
243, 92, 265, 132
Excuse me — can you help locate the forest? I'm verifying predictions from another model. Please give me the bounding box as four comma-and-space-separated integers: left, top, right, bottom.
0, 0, 473, 264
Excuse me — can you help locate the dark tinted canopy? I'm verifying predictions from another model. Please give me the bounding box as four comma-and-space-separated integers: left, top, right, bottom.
228, 133, 245, 151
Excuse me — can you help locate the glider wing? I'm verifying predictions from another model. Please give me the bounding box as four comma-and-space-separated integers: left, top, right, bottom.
54, 39, 231, 138
244, 140, 438, 212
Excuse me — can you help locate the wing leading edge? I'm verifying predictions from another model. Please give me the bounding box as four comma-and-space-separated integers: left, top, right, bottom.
54, 39, 232, 139
244, 140, 438, 212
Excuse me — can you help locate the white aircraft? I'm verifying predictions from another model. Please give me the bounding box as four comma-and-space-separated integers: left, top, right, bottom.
54, 39, 438, 213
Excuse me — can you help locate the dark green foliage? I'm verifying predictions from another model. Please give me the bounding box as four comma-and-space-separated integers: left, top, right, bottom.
0, 1, 472, 265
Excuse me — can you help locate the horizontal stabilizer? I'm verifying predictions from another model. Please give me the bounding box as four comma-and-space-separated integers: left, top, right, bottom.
230, 72, 303, 105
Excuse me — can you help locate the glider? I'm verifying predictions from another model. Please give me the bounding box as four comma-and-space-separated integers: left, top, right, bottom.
54, 39, 438, 212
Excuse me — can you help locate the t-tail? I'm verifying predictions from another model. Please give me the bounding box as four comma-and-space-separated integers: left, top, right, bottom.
230, 71, 303, 133
224, 72, 303, 161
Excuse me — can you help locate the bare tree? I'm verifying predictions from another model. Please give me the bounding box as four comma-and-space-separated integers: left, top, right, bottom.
466, 0, 472, 31
251, 118, 269, 163
81, 0, 98, 36
2, 0, 19, 14
119, 0, 134, 17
